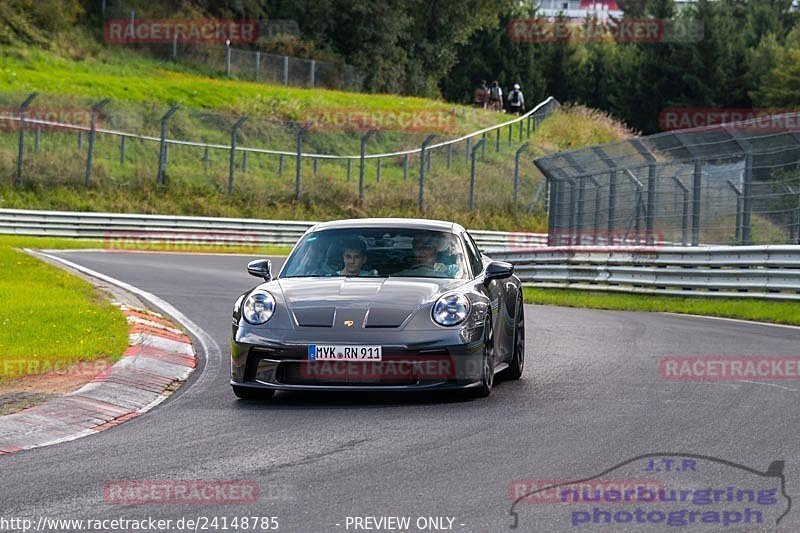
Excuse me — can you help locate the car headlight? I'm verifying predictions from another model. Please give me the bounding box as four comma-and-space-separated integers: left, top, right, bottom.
243, 290, 276, 325
432, 294, 470, 327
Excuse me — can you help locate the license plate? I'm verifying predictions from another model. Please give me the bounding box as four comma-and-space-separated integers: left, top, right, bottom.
308, 344, 382, 361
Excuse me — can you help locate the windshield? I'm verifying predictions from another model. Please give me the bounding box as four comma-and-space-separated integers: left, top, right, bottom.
280, 228, 470, 279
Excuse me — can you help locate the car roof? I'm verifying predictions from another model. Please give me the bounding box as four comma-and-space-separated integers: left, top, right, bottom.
309, 218, 465, 234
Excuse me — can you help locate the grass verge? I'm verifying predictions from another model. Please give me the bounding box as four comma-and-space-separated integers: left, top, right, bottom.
0, 240, 129, 380
523, 287, 800, 326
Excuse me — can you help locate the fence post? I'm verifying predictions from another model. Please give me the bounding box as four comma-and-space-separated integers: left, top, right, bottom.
279, 154, 284, 177
691, 160, 702, 246
465, 137, 471, 162
228, 116, 248, 193
518, 119, 524, 142
156, 105, 179, 186
309, 60, 316, 87
446, 144, 452, 169
669, 177, 689, 246
14, 93, 37, 186
34, 125, 40, 153
481, 132, 487, 160
469, 139, 485, 210
226, 42, 232, 77
403, 154, 409, 179
359, 129, 377, 204
242, 151, 248, 173
587, 176, 602, 243
295, 122, 311, 200
496, 128, 501, 152
726, 180, 743, 244
742, 153, 753, 245
85, 98, 110, 186
283, 56, 289, 85
172, 30, 178, 59
513, 142, 529, 205
376, 159, 382, 183
202, 146, 209, 173
120, 136, 126, 165
313, 158, 318, 176
508, 124, 513, 146
418, 134, 436, 211
255, 51, 260, 80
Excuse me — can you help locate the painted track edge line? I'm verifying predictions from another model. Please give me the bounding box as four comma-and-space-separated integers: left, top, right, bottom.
660, 311, 800, 331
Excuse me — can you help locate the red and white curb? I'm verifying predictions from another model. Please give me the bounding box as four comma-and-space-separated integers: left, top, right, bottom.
0, 306, 195, 455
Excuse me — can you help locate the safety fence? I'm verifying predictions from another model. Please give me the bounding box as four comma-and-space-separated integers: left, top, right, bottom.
535, 113, 800, 246
0, 91, 559, 212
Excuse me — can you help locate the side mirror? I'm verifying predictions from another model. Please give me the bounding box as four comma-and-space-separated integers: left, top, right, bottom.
247, 259, 272, 281
484, 261, 514, 284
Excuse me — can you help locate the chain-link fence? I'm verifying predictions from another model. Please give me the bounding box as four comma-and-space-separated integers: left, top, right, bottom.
99, 2, 363, 91
0, 91, 559, 214
535, 116, 800, 246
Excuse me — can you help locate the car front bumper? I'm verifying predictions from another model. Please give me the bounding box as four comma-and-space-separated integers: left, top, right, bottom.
231, 324, 486, 392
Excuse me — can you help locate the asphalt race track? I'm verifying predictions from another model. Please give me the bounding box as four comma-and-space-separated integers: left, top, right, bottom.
2, 251, 800, 532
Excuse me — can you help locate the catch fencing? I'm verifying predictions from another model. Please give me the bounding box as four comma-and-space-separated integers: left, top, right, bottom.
535, 114, 800, 246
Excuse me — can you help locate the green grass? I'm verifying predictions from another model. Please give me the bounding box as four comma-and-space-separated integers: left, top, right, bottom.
523, 287, 800, 326
0, 239, 129, 380
0, 46, 504, 131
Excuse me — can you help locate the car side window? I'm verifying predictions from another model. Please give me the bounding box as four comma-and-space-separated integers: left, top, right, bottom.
462, 232, 483, 277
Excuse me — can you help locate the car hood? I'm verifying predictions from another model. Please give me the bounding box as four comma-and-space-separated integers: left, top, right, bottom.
275, 277, 464, 328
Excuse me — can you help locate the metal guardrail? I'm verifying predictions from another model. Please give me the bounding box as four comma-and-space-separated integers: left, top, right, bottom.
492, 245, 800, 300
5, 208, 798, 300
0, 209, 547, 250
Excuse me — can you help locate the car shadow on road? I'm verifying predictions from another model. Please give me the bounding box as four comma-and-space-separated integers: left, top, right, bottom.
230, 379, 528, 410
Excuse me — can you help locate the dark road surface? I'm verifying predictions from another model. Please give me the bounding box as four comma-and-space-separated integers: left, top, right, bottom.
1, 251, 798, 532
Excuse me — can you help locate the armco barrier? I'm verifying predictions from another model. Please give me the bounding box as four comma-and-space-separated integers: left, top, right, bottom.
0, 209, 547, 251
491, 245, 800, 300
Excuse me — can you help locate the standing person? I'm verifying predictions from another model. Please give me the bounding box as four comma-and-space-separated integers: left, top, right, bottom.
488, 81, 504, 112
508, 83, 525, 116
472, 80, 488, 109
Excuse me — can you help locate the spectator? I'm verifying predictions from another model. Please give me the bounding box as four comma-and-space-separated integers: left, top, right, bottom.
488, 80, 504, 112
473, 80, 489, 109
508, 83, 525, 115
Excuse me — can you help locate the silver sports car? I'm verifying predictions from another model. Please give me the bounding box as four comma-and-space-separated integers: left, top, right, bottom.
230, 218, 525, 400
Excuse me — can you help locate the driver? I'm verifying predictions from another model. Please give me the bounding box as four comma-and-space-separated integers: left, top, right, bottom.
408, 235, 447, 273
337, 237, 378, 277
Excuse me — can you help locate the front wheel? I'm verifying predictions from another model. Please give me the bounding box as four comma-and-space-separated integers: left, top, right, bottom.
500, 296, 525, 381
468, 316, 495, 398
232, 385, 275, 401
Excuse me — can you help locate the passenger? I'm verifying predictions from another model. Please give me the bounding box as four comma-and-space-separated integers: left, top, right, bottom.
338, 238, 378, 276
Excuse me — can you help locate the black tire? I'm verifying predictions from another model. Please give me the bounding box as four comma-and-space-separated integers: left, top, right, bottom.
468, 315, 495, 398
500, 295, 525, 381
232, 385, 275, 401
